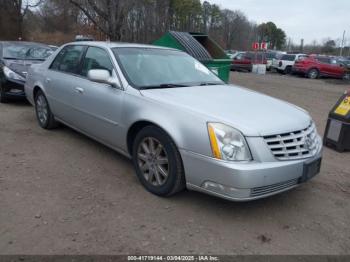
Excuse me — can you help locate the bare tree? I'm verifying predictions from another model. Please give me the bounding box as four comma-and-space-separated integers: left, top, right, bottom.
16, 0, 43, 38
69, 0, 135, 41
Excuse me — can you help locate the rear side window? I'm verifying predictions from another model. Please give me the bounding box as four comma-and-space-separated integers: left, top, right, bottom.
80, 47, 114, 77
50, 45, 85, 74
246, 52, 266, 61
317, 57, 330, 64
281, 55, 296, 61
297, 55, 308, 61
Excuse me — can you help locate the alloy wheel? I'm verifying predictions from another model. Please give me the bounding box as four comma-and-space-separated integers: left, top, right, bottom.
137, 137, 169, 187
308, 69, 318, 79
36, 94, 49, 125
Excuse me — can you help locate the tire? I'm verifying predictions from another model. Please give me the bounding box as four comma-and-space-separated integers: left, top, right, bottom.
132, 125, 186, 197
307, 69, 319, 79
34, 90, 58, 129
343, 72, 350, 81
0, 84, 8, 103
284, 66, 292, 75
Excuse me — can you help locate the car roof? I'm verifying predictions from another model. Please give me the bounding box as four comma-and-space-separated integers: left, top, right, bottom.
284, 53, 306, 56
64, 41, 177, 51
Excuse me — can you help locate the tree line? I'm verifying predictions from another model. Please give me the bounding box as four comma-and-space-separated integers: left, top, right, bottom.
0, 0, 297, 52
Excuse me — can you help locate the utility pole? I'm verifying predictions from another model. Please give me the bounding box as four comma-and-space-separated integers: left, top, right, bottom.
300, 39, 304, 53
340, 30, 345, 57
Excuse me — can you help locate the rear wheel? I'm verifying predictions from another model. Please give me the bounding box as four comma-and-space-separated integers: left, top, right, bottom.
34, 90, 58, 129
0, 84, 8, 103
132, 126, 186, 197
307, 69, 319, 79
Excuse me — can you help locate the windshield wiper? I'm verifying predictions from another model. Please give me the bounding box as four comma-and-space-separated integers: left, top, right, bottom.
198, 82, 223, 86
3, 57, 23, 60
140, 83, 189, 90
25, 58, 46, 61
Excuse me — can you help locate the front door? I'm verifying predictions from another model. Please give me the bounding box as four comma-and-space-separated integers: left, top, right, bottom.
73, 46, 124, 148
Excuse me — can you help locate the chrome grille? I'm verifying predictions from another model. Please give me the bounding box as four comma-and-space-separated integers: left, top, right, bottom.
250, 178, 298, 197
264, 123, 320, 161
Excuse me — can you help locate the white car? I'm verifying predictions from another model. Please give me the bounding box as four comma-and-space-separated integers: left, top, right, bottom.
266, 51, 286, 71
272, 53, 307, 74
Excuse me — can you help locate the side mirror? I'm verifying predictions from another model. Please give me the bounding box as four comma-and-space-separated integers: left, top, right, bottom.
87, 69, 120, 88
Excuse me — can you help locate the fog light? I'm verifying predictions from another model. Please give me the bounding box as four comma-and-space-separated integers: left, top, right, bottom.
203, 181, 225, 192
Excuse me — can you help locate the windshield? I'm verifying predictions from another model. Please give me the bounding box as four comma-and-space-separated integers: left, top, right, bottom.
281, 54, 296, 61
2, 43, 53, 60
112, 47, 223, 89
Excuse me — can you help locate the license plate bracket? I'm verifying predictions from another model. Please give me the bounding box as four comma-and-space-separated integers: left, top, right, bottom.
300, 158, 322, 183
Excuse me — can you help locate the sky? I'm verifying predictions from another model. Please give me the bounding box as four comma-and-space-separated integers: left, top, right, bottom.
204, 0, 349, 46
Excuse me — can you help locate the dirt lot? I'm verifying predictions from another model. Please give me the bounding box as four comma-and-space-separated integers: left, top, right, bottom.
1, 72, 350, 255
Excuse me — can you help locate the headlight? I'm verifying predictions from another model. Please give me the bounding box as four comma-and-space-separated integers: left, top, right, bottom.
3, 66, 26, 82
207, 123, 252, 161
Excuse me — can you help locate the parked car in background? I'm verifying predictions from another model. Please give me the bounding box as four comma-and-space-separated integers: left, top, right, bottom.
337, 57, 350, 69
225, 50, 237, 59
293, 55, 349, 79
0, 41, 53, 103
231, 51, 267, 72
266, 50, 286, 71
25, 42, 322, 201
272, 53, 307, 74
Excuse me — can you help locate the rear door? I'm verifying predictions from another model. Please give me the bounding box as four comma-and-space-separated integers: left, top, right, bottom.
73, 46, 125, 147
329, 58, 345, 77
45, 45, 87, 124
319, 57, 332, 75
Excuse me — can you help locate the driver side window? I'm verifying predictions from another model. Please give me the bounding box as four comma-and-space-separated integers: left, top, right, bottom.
79, 47, 114, 77
50, 45, 85, 74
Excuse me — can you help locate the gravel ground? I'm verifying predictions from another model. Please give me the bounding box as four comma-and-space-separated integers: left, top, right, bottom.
0, 72, 349, 255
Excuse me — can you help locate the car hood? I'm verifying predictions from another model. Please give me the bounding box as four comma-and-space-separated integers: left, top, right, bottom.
3, 59, 44, 78
140, 85, 311, 136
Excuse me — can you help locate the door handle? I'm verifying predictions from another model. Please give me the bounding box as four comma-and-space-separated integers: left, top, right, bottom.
75, 87, 84, 94
46, 78, 51, 83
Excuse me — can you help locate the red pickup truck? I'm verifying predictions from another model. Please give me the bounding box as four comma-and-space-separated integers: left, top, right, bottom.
293, 56, 348, 79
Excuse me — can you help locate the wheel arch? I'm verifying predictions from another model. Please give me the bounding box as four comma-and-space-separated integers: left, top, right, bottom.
308, 67, 319, 73
126, 120, 181, 156
33, 85, 43, 99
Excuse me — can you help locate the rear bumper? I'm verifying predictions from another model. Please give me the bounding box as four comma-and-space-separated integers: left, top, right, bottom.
181, 136, 323, 201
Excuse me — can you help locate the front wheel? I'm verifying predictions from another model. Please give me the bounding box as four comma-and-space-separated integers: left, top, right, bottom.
34, 90, 58, 129
132, 126, 186, 197
307, 69, 319, 79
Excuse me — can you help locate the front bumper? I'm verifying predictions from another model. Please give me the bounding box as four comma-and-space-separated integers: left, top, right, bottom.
1, 79, 26, 97
181, 136, 322, 201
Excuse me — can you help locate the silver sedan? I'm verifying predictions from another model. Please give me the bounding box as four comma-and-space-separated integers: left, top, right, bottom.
25, 42, 322, 201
